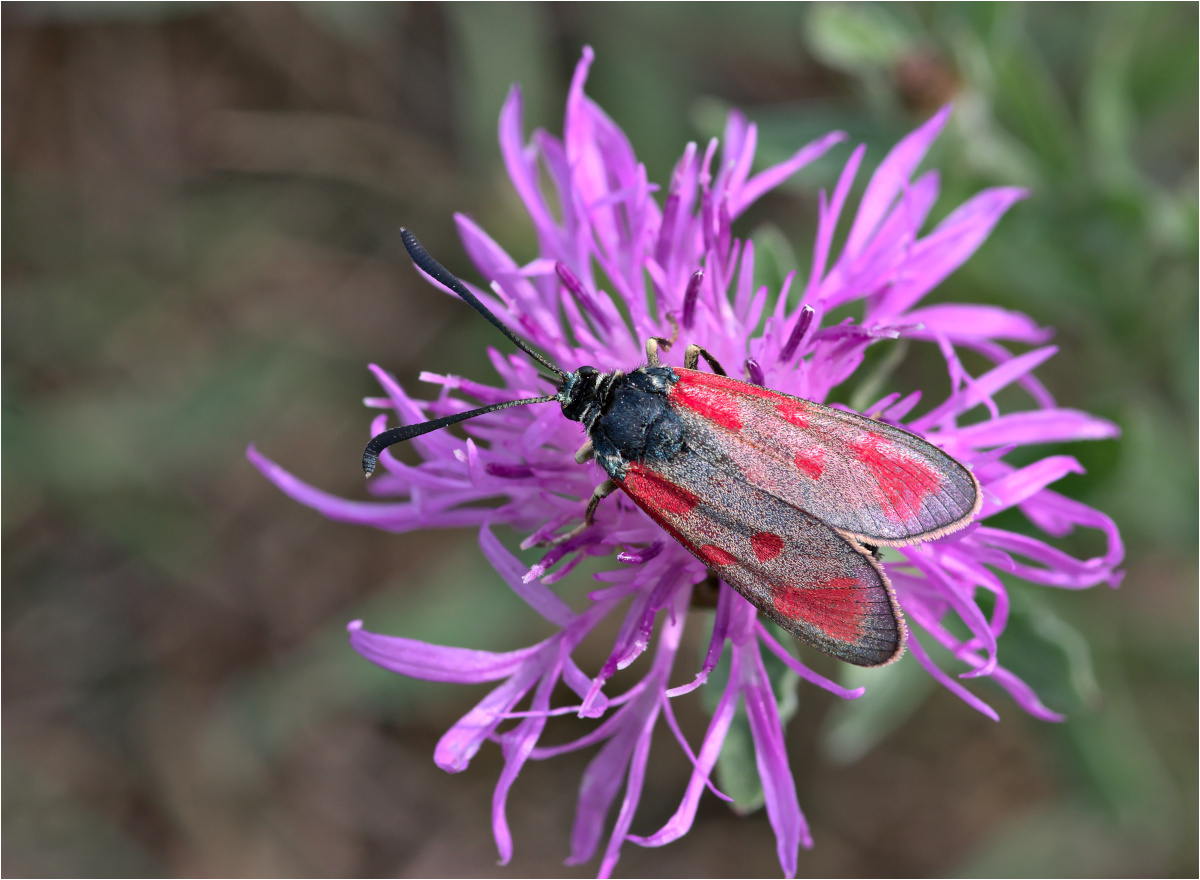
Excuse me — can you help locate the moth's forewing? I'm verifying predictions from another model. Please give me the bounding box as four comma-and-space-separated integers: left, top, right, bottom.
666, 368, 980, 545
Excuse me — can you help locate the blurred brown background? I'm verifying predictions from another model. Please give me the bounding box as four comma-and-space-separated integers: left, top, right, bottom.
3, 3, 1196, 877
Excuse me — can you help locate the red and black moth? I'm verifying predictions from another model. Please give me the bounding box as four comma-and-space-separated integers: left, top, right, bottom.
364, 230, 982, 668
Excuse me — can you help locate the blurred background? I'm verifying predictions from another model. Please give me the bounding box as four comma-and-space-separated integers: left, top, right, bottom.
3, 3, 1196, 876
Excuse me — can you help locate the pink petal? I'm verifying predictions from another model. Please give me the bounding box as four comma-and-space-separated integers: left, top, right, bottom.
347, 620, 547, 683
248, 445, 421, 531
742, 642, 809, 877
844, 105, 951, 257
981, 456, 1086, 517
434, 652, 548, 772
730, 130, 847, 217
902, 304, 1054, 344
956, 409, 1121, 449
875, 186, 1029, 319
629, 657, 741, 848
479, 526, 577, 626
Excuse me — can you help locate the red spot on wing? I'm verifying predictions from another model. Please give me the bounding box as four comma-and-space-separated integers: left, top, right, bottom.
750, 532, 784, 561
849, 433, 940, 521
699, 544, 737, 567
621, 464, 700, 517
670, 372, 742, 430
774, 399, 810, 427
772, 577, 865, 643
793, 446, 826, 479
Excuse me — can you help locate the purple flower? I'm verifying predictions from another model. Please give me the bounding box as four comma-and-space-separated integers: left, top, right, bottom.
249, 47, 1123, 878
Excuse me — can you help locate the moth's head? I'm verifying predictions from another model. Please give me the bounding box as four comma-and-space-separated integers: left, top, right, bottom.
557, 366, 602, 423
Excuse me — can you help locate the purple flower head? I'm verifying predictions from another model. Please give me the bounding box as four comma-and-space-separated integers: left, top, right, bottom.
250, 47, 1123, 878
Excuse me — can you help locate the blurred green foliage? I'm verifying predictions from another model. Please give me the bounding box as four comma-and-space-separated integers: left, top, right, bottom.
3, 3, 1195, 877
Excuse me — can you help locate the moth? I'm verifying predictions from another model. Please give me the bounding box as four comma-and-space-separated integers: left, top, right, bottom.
364, 230, 982, 667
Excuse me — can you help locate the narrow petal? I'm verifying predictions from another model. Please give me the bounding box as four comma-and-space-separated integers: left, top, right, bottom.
434, 649, 549, 772
913, 345, 1058, 430
248, 445, 421, 531
666, 581, 734, 697
843, 105, 951, 257
492, 664, 559, 863
972, 528, 1117, 589
479, 526, 577, 626
742, 642, 809, 877
596, 695, 662, 878
566, 704, 644, 865
498, 85, 561, 253
903, 626, 999, 721
956, 409, 1121, 449
981, 456, 1086, 517
347, 620, 547, 683
905, 551, 999, 678
805, 144, 865, 305
1017, 488, 1124, 580
756, 622, 866, 699
630, 655, 741, 847
594, 598, 693, 876
874, 186, 1029, 319
731, 131, 847, 217
989, 665, 1066, 722
902, 304, 1054, 344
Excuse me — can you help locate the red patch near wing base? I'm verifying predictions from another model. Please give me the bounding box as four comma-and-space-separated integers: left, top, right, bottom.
669, 373, 742, 430
849, 433, 940, 521
679, 370, 781, 401
772, 577, 865, 643
621, 464, 701, 516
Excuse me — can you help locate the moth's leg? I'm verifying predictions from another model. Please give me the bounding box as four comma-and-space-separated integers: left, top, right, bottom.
645, 337, 670, 367
683, 344, 727, 376
664, 311, 680, 346
540, 478, 618, 546
574, 439, 595, 464
645, 314, 681, 366
584, 478, 618, 526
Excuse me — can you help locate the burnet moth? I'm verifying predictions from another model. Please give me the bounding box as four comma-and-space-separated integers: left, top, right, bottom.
365, 230, 982, 667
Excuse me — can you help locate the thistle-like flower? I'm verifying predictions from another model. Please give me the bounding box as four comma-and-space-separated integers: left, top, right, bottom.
250, 48, 1123, 878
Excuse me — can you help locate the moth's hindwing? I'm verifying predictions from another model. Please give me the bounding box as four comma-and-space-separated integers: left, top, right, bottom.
664, 368, 981, 545
616, 457, 905, 667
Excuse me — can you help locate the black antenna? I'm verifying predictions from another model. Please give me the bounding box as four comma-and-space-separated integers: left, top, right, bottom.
400, 228, 566, 378
362, 230, 570, 477
363, 394, 556, 476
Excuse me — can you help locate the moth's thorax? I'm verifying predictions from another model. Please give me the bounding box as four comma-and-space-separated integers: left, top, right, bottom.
582, 365, 683, 479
